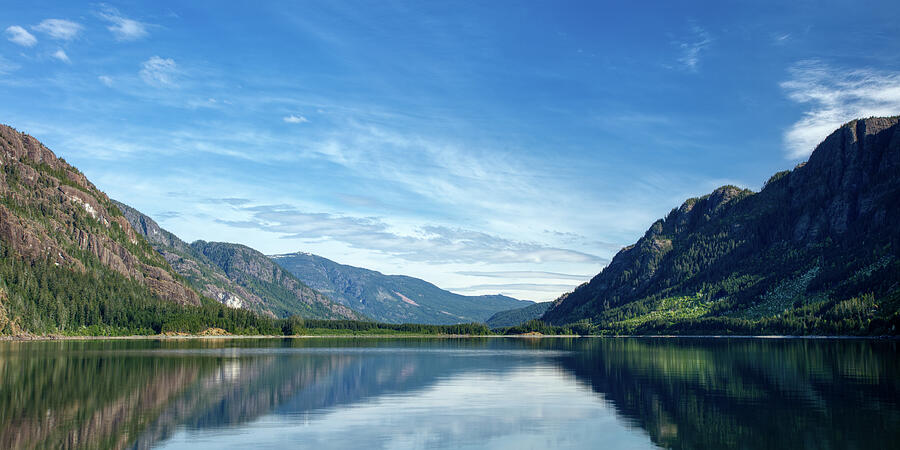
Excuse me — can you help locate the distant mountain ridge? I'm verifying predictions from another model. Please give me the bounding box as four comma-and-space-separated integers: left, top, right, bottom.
271, 252, 532, 324
114, 201, 361, 320
543, 117, 900, 335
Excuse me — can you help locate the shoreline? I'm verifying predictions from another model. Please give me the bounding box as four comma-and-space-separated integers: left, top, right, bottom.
0, 333, 892, 342
0, 333, 582, 341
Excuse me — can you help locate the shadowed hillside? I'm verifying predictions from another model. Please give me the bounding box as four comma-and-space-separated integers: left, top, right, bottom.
544, 117, 900, 335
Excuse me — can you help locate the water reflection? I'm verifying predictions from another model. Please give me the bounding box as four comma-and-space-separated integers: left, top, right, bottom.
556, 338, 900, 450
0, 338, 896, 449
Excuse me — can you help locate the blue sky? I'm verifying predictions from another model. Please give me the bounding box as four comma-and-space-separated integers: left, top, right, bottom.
2, 1, 899, 301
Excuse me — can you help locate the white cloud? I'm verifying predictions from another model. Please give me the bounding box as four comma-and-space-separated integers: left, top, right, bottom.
456, 271, 591, 281
52, 49, 70, 63
674, 25, 712, 72
139, 56, 178, 86
283, 114, 309, 123
98, 75, 113, 87
5, 26, 37, 47
449, 283, 579, 294
97, 6, 149, 41
225, 204, 606, 265
781, 60, 900, 159
773, 33, 791, 45
32, 19, 82, 40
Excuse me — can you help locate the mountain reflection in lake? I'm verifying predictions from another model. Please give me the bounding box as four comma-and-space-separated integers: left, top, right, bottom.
0, 338, 897, 449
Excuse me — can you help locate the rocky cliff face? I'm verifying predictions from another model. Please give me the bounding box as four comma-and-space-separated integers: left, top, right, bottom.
544, 117, 900, 327
786, 116, 900, 239
0, 124, 199, 306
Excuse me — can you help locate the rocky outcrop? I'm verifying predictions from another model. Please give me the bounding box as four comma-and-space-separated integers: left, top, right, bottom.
786, 117, 900, 239
0, 124, 199, 306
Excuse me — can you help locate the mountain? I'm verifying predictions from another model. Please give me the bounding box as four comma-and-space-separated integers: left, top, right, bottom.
485, 302, 552, 328
270, 252, 532, 324
191, 241, 362, 320
0, 125, 198, 305
0, 124, 211, 333
113, 201, 362, 320
543, 117, 900, 335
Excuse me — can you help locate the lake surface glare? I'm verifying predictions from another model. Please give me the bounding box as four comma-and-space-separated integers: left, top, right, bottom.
0, 337, 897, 449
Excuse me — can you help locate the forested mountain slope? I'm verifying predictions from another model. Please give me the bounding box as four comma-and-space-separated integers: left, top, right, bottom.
271, 252, 531, 324
114, 201, 361, 320
0, 124, 205, 333
192, 241, 362, 320
485, 302, 552, 328
543, 117, 900, 335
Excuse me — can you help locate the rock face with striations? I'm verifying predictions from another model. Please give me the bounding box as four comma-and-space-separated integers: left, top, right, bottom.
0, 124, 199, 305
543, 117, 900, 329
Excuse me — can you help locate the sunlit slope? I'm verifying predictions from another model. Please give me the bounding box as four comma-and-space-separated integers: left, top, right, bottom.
272, 252, 531, 324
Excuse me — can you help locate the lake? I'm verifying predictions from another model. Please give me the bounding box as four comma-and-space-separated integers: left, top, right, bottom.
0, 337, 897, 449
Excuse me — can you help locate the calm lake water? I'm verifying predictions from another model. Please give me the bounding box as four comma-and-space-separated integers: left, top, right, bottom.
0, 337, 897, 449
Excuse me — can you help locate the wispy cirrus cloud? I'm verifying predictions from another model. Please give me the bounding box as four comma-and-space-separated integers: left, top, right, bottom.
32, 19, 82, 40
781, 60, 900, 159
218, 203, 605, 265
139, 56, 178, 86
154, 211, 182, 220
449, 283, 579, 294
283, 114, 309, 123
772, 32, 791, 45
5, 26, 37, 47
0, 55, 21, 75
673, 25, 712, 72
97, 5, 149, 41
456, 271, 591, 281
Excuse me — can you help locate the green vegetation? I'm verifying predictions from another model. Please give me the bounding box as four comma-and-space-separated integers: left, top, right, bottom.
509, 288, 899, 336
532, 243, 900, 336
498, 319, 592, 336
604, 293, 712, 328
0, 241, 492, 337
283, 319, 491, 336
0, 241, 283, 335
485, 302, 552, 328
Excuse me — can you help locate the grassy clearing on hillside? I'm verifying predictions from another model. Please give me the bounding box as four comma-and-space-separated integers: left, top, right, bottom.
608, 293, 712, 328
